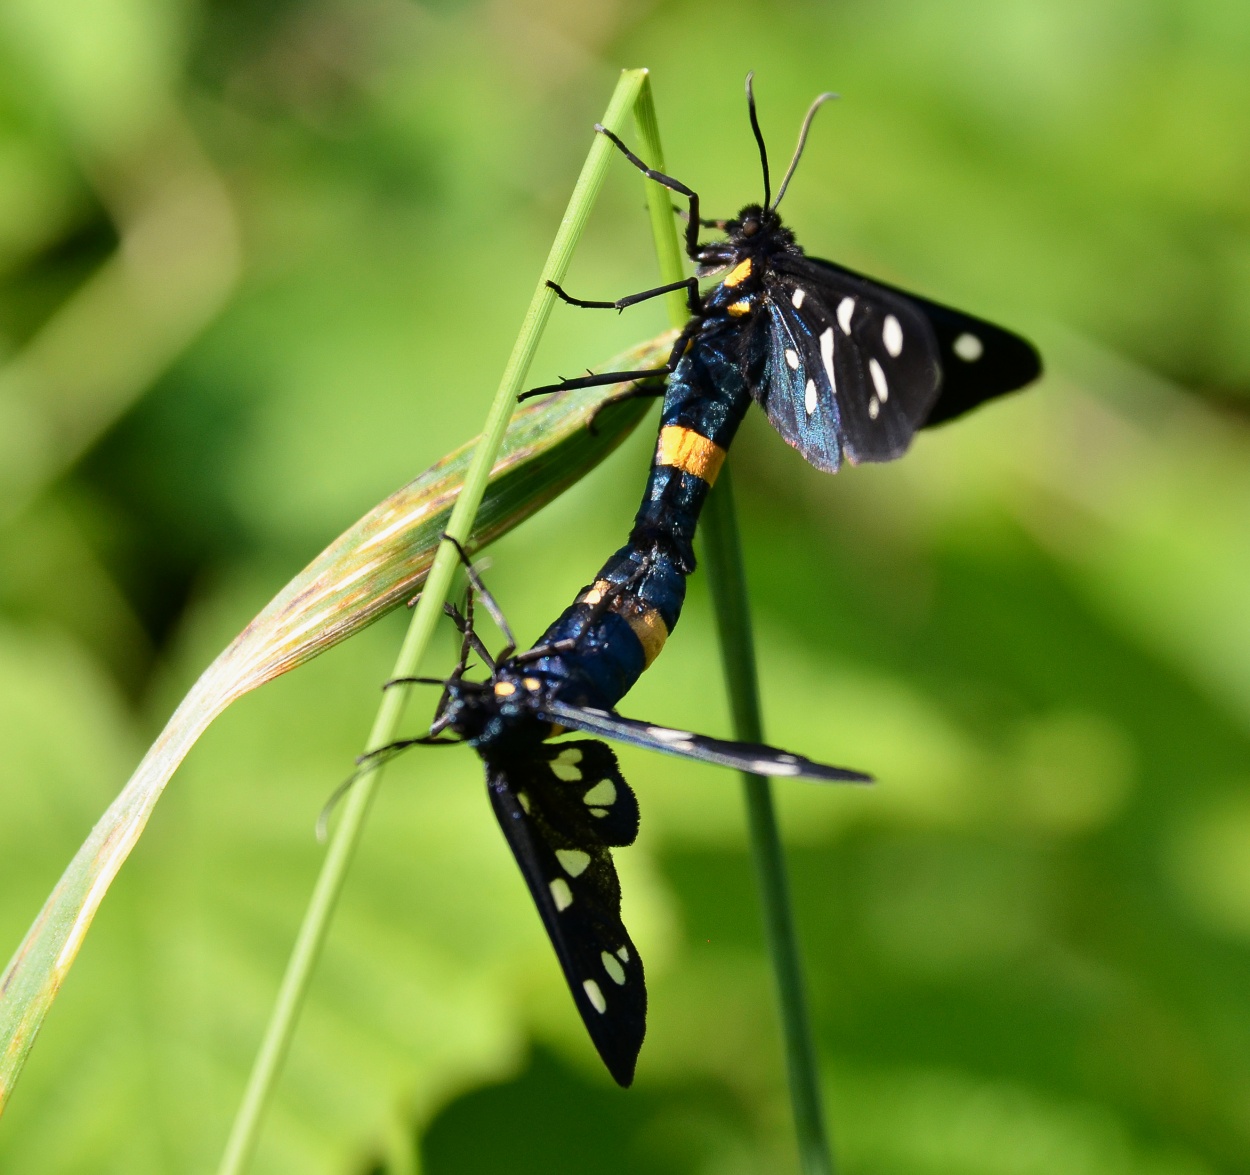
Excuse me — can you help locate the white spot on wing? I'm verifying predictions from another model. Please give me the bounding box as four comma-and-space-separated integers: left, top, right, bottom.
556, 849, 591, 877
583, 979, 607, 1013
953, 332, 984, 361
550, 748, 583, 781
549, 878, 573, 911
804, 378, 818, 416
785, 348, 800, 370
583, 779, 617, 805
791, 288, 806, 309
648, 727, 694, 744
819, 327, 835, 387
753, 760, 802, 776
601, 951, 627, 985
883, 315, 903, 357
869, 357, 889, 403
837, 297, 855, 334
868, 397, 880, 419
588, 807, 609, 818
616, 946, 630, 961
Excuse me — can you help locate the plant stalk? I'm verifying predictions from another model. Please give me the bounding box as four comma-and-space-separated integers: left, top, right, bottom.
633, 73, 837, 1175
216, 68, 650, 1175
701, 476, 835, 1175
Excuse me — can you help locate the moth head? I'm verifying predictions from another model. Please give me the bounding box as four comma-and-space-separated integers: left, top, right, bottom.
432, 677, 495, 739
724, 204, 792, 253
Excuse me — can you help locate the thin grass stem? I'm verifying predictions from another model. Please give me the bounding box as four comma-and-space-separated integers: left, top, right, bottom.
701, 476, 835, 1175
632, 77, 689, 329
633, 73, 837, 1175
215, 68, 650, 1175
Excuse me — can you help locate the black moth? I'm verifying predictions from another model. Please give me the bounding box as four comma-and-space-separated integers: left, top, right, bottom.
528, 76, 1041, 468
376, 555, 871, 1088
381, 77, 1041, 1089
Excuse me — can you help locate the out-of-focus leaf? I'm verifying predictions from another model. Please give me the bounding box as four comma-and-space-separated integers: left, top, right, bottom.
0, 0, 241, 520
0, 334, 670, 1114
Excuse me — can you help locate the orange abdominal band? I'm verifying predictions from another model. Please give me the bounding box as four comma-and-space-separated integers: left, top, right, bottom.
656, 425, 726, 485
577, 581, 669, 668
625, 608, 668, 669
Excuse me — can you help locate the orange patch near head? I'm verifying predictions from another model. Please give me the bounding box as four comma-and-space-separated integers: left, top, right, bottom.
723, 257, 752, 287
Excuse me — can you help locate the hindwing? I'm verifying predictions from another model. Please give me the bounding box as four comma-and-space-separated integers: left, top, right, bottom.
485, 739, 645, 1086
757, 253, 1041, 469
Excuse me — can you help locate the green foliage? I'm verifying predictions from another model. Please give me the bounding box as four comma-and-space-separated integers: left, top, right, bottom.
1, 0, 1248, 1173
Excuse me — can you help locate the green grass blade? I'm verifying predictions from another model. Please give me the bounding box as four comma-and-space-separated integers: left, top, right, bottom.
215, 68, 652, 1175
634, 71, 837, 1175
701, 472, 836, 1175
633, 75, 690, 328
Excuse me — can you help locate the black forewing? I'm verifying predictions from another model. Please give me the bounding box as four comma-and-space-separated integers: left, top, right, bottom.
759, 255, 942, 469
793, 255, 1042, 428
485, 740, 646, 1086
542, 702, 872, 784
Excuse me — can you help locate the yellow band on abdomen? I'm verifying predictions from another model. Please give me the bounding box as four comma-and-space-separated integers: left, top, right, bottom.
625, 608, 669, 669
656, 425, 726, 485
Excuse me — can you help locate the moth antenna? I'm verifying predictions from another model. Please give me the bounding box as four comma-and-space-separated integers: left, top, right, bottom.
745, 71, 770, 210
320, 729, 464, 840
315, 772, 367, 842
772, 91, 839, 209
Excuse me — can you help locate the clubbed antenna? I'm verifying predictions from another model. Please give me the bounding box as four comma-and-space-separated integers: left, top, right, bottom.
745, 71, 771, 209
772, 91, 839, 209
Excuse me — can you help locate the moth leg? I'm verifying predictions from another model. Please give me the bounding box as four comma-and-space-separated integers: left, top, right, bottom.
427, 598, 492, 731
383, 675, 454, 689
546, 277, 700, 316
586, 383, 663, 435
510, 638, 577, 665
520, 317, 699, 402
575, 550, 655, 628
355, 734, 459, 766
442, 598, 498, 675
439, 533, 518, 661
672, 203, 728, 231
593, 123, 703, 260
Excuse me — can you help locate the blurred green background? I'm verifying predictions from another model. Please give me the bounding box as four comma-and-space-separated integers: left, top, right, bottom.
1, 0, 1249, 1171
